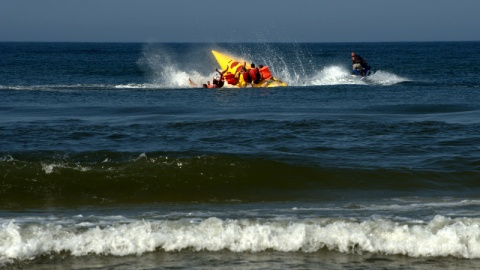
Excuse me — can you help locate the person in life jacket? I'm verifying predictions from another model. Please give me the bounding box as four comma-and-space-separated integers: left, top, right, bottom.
240, 64, 252, 85
224, 72, 239, 85
202, 78, 223, 88
212, 78, 223, 88
222, 61, 245, 86
258, 65, 275, 87
351, 52, 371, 76
215, 67, 227, 80
214, 67, 227, 88
248, 63, 261, 84
222, 64, 244, 86
202, 80, 214, 88
214, 77, 224, 88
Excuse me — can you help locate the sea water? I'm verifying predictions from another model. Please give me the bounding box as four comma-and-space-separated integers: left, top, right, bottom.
1, 42, 480, 269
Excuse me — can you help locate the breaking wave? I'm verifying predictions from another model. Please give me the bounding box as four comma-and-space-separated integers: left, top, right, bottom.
1, 215, 480, 266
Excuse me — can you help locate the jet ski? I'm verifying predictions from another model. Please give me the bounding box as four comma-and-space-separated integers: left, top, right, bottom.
351, 68, 372, 77
351, 63, 372, 77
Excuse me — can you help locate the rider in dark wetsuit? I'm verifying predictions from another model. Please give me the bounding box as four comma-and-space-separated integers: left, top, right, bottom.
351, 52, 371, 76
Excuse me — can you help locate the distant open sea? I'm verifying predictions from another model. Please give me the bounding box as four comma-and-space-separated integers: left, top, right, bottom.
1, 42, 480, 269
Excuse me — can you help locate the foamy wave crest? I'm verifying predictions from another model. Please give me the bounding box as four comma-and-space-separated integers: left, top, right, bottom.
1, 215, 480, 265
114, 83, 154, 89
41, 163, 91, 174
368, 70, 410, 85
0, 155, 15, 162
0, 84, 114, 91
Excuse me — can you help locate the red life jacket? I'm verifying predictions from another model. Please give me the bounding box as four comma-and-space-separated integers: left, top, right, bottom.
224, 73, 238, 85
259, 66, 273, 80
230, 62, 241, 70
242, 71, 252, 83
248, 68, 260, 83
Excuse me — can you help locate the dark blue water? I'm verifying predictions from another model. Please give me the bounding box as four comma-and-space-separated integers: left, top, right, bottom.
1, 42, 480, 269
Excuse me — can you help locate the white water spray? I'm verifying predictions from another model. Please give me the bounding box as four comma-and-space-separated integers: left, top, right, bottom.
133, 44, 409, 89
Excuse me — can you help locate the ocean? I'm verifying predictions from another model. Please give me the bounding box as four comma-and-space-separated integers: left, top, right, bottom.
1, 41, 480, 269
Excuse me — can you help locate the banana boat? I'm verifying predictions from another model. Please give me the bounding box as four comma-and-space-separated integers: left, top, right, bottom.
212, 50, 287, 88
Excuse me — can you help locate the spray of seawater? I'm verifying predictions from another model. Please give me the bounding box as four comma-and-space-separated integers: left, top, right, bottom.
310, 66, 363, 86
306, 66, 410, 86
136, 45, 207, 89
134, 44, 409, 89
368, 70, 410, 85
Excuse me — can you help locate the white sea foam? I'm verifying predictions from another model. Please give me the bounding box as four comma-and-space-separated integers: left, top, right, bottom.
304, 66, 409, 87
0, 155, 15, 162
41, 163, 91, 174
114, 83, 153, 89
137, 45, 214, 89
309, 66, 365, 86
1, 215, 480, 265
0, 84, 118, 91
368, 70, 410, 85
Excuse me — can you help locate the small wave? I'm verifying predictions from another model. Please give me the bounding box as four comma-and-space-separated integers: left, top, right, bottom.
40, 162, 91, 174
0, 84, 114, 91
113, 83, 161, 89
293, 199, 480, 216
368, 70, 410, 85
1, 152, 479, 208
0, 155, 15, 162
1, 215, 479, 266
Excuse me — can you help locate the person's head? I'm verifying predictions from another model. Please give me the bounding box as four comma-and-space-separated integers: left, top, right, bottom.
351, 52, 356, 57
259, 65, 264, 69
250, 63, 255, 68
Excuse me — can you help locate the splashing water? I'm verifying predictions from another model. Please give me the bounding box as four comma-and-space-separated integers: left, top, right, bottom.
302, 66, 410, 87
137, 45, 208, 88
309, 66, 365, 86
368, 70, 410, 86
136, 44, 409, 89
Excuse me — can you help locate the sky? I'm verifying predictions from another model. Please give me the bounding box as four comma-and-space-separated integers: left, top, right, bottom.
1, 0, 480, 43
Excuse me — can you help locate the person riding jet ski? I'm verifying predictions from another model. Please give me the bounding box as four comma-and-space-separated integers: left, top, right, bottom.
351, 52, 372, 76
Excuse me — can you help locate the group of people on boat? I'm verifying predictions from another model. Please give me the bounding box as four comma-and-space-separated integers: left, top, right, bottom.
197, 51, 372, 88
202, 61, 275, 89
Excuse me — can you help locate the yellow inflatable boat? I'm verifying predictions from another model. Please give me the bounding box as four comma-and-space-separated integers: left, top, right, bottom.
212, 50, 288, 88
